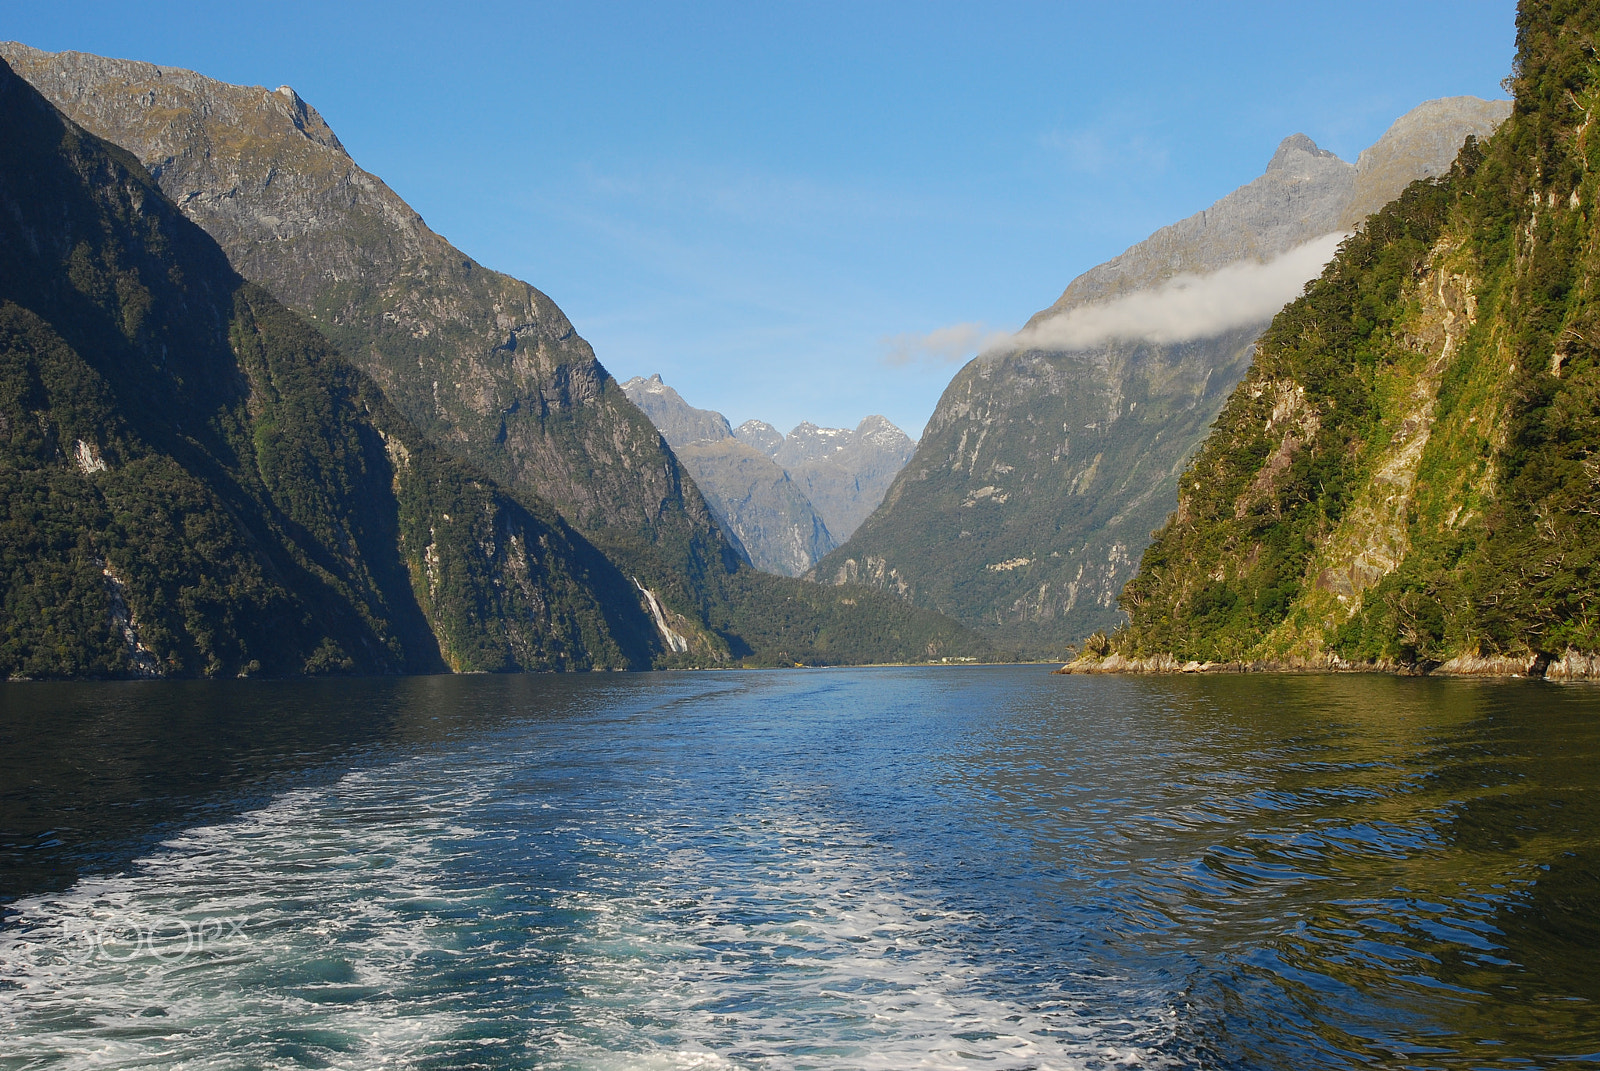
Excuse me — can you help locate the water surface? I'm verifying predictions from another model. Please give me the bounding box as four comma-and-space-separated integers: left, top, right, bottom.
1, 668, 1596, 1069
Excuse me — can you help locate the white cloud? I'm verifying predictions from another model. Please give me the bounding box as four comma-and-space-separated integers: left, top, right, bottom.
881, 322, 1010, 367
882, 232, 1346, 373
1004, 231, 1348, 353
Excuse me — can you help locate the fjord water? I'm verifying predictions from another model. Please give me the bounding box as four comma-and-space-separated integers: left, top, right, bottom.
0, 669, 1596, 1070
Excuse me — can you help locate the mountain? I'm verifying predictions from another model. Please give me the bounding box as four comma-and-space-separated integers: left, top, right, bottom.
620, 374, 834, 576
767, 417, 918, 543
733, 420, 785, 455
620, 374, 916, 576
0, 41, 742, 654
1076, 0, 1600, 680
0, 56, 660, 678
2, 42, 988, 667
812, 97, 1511, 655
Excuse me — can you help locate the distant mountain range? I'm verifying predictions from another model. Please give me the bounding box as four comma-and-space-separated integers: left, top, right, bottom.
813, 97, 1511, 655
620, 375, 914, 576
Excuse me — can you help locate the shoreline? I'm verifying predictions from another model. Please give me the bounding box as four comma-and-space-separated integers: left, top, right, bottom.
1054, 649, 1600, 681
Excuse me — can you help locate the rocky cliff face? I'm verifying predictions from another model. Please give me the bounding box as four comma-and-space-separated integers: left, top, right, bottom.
815, 98, 1510, 653
1103, 1, 1600, 678
0, 56, 658, 678
0, 42, 741, 652
620, 375, 834, 576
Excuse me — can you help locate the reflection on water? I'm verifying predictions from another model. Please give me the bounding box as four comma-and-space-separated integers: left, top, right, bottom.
0, 669, 1596, 1069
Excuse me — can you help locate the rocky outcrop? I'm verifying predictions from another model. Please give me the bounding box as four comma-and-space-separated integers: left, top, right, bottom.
1059, 649, 1600, 680
1545, 651, 1600, 681
814, 98, 1510, 654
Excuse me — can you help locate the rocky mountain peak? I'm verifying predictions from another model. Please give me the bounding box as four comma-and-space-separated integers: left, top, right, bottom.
777, 423, 850, 466
1266, 132, 1341, 173
733, 420, 784, 456
1028, 97, 1508, 327
856, 415, 914, 450
618, 375, 732, 446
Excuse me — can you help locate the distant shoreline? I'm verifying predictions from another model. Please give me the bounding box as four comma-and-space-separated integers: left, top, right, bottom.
1054, 650, 1600, 681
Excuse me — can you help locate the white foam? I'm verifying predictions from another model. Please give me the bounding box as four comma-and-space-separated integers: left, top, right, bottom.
0, 736, 1179, 1069
522, 781, 1177, 1069
0, 769, 486, 1069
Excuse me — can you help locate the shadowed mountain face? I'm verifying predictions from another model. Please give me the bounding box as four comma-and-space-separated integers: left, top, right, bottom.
2, 42, 991, 668
0, 56, 659, 678
814, 98, 1511, 655
0, 41, 741, 650
620, 375, 914, 577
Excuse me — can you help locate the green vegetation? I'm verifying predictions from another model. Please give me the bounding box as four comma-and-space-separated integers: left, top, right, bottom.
713, 570, 994, 666
1117, 0, 1600, 668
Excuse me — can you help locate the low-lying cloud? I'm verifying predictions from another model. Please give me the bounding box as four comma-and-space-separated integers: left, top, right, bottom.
1008, 231, 1348, 353
883, 232, 1348, 370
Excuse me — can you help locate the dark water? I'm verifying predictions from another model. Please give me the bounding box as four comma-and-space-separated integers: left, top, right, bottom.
0, 668, 1597, 1069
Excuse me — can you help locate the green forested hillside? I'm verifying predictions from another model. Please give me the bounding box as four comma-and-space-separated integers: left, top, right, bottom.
0, 56, 657, 677
1107, 0, 1600, 676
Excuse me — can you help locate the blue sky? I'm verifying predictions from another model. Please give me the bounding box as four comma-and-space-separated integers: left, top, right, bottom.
6, 2, 1516, 436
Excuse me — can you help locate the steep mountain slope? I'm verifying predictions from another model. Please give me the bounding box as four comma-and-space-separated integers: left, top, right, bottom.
0, 42, 982, 666
0, 57, 657, 678
0, 41, 738, 648
621, 375, 833, 576
1092, 0, 1600, 680
815, 99, 1510, 654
